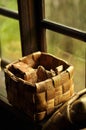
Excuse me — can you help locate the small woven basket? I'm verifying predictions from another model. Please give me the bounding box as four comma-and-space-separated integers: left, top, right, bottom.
4, 51, 74, 121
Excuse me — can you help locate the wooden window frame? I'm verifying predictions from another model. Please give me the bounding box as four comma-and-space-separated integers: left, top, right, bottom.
0, 0, 86, 62
17, 0, 86, 55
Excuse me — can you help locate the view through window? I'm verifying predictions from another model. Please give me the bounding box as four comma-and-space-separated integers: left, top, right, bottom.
45, 0, 86, 91
0, 0, 21, 62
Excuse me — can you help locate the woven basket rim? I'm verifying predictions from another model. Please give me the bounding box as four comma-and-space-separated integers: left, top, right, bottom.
4, 51, 73, 86
4, 51, 74, 87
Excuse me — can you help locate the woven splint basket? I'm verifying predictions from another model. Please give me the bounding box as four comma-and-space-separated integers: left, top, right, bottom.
4, 51, 74, 121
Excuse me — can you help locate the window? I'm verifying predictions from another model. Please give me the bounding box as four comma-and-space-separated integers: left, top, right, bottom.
44, 0, 86, 91
0, 0, 21, 62
0, 0, 86, 92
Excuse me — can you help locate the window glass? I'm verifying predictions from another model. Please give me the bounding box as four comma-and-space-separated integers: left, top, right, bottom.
45, 0, 86, 31
46, 30, 86, 92
0, 1, 20, 90
0, 16, 21, 61
0, 0, 18, 11
45, 0, 86, 92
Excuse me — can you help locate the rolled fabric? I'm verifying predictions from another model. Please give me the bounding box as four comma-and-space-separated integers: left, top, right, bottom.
68, 94, 86, 128
42, 89, 86, 130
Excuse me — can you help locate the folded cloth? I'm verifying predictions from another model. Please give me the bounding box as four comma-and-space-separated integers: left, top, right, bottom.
42, 89, 86, 130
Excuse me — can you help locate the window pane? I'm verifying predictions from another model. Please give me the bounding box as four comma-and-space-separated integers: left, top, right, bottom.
45, 0, 86, 31
46, 30, 86, 92
0, 0, 18, 11
0, 16, 21, 61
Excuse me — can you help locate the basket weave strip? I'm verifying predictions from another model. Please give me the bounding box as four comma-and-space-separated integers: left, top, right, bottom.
35, 79, 54, 93
35, 92, 47, 112
62, 79, 73, 93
